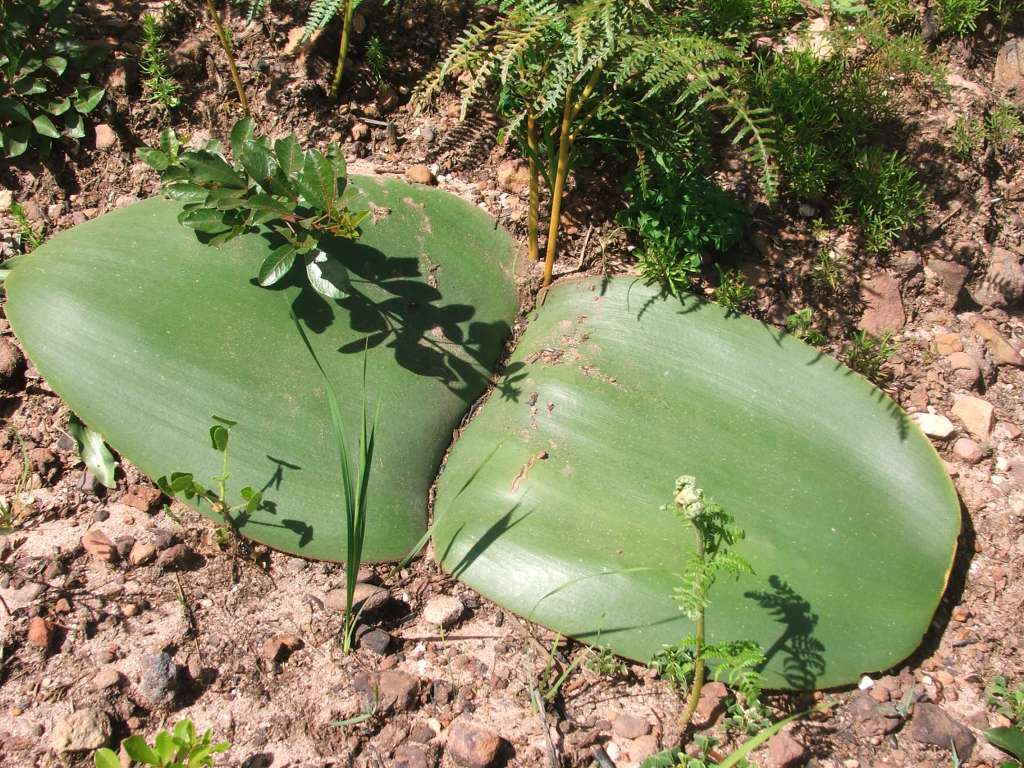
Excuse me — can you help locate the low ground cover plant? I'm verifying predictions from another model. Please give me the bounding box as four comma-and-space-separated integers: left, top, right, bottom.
93, 719, 230, 768
0, 0, 106, 158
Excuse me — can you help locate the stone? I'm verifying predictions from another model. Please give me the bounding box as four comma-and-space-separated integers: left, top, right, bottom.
994, 38, 1024, 107
496, 159, 531, 194
0, 188, 11, 211
970, 247, 1024, 307
355, 626, 392, 655
325, 583, 389, 614
625, 734, 660, 764
767, 732, 807, 768
51, 708, 111, 752
0, 337, 25, 390
848, 691, 901, 737
81, 529, 118, 563
92, 667, 122, 690
94, 124, 117, 150
612, 713, 651, 739
27, 616, 55, 649
952, 395, 994, 441
379, 669, 419, 712
946, 352, 981, 389
260, 633, 303, 662
156, 543, 193, 569
140, 652, 179, 706
122, 484, 162, 513
994, 422, 1022, 440
926, 259, 969, 305
410, 721, 436, 743
973, 317, 1024, 367
933, 333, 962, 355
423, 595, 464, 628
350, 122, 371, 142
910, 703, 975, 760
911, 412, 956, 439
953, 438, 984, 464
128, 542, 157, 566
695, 680, 729, 724
393, 744, 430, 768
405, 164, 436, 185
858, 272, 905, 335
447, 720, 503, 768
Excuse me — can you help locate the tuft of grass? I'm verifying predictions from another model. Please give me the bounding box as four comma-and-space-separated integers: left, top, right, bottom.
988, 103, 1024, 151
847, 148, 928, 254
936, 0, 987, 34
950, 115, 986, 160
786, 308, 827, 345
9, 203, 44, 251
844, 330, 896, 383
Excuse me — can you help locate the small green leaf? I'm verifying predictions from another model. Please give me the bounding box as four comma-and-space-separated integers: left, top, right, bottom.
44, 56, 67, 76
73, 86, 105, 114
67, 414, 117, 488
4, 125, 31, 158
0, 98, 31, 123
137, 147, 170, 171
229, 118, 255, 160
987, 727, 1024, 761
163, 183, 209, 205
63, 111, 85, 139
155, 730, 175, 763
180, 151, 246, 189
45, 96, 71, 116
247, 194, 294, 216
297, 149, 334, 210
179, 207, 232, 235
274, 135, 303, 179
239, 140, 276, 188
14, 77, 47, 96
123, 734, 161, 765
93, 748, 121, 768
210, 424, 230, 452
173, 719, 195, 743
32, 114, 60, 138
159, 128, 180, 158
258, 244, 297, 287
305, 250, 351, 298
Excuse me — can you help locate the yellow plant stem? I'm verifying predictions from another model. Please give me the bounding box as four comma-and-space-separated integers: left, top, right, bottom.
204, 0, 249, 116
329, 0, 355, 100
526, 114, 540, 262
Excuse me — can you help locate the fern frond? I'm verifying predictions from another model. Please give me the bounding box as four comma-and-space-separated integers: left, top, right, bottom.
304, 0, 345, 37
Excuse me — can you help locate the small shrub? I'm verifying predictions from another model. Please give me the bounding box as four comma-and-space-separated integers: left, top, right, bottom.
786, 308, 827, 345
936, 0, 988, 34
949, 115, 986, 160
987, 675, 1024, 723
844, 330, 896, 382
847, 148, 928, 253
9, 203, 44, 252
93, 719, 229, 768
140, 14, 181, 110
811, 249, 847, 293
987, 103, 1024, 151
0, 0, 106, 158
714, 267, 756, 313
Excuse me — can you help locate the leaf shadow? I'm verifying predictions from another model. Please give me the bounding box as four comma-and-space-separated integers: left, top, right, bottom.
744, 574, 827, 689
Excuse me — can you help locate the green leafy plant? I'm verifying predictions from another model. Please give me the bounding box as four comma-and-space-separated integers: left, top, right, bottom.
140, 13, 181, 110
305, 0, 363, 99
848, 148, 927, 253
654, 476, 766, 729
950, 115, 986, 161
936, 0, 987, 34
0, 0, 106, 158
714, 267, 756, 314
157, 417, 263, 580
138, 119, 368, 299
785, 308, 826, 345
417, 0, 775, 287
204, 0, 249, 115
363, 35, 388, 86
844, 330, 896, 383
988, 103, 1024, 151
811, 249, 847, 293
9, 203, 44, 252
988, 676, 1024, 723
94, 719, 230, 768
986, 725, 1024, 766
620, 152, 748, 296
586, 644, 629, 678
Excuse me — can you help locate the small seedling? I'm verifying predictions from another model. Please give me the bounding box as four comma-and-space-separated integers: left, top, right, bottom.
138, 119, 368, 299
936, 0, 987, 34
785, 308, 827, 345
949, 116, 986, 161
156, 417, 262, 581
586, 644, 629, 678
93, 718, 230, 768
988, 676, 1024, 723
653, 476, 766, 730
9, 203, 44, 252
811, 249, 847, 293
714, 268, 756, 314
844, 330, 896, 383
364, 36, 388, 86
988, 103, 1024, 151
67, 414, 117, 489
140, 14, 181, 110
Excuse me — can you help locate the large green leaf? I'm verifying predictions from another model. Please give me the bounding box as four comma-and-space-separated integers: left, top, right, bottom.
5, 177, 521, 561
432, 277, 959, 689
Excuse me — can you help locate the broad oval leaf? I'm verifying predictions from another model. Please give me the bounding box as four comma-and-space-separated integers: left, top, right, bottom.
180, 150, 246, 189
432, 277, 960, 689
986, 727, 1024, 761
297, 149, 334, 210
305, 249, 351, 299
32, 114, 60, 139
257, 244, 297, 287
73, 85, 105, 114
6, 177, 520, 561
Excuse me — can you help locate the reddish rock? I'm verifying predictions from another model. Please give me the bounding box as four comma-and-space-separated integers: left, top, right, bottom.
768, 731, 807, 767
405, 164, 436, 185
926, 259, 969, 305
81, 529, 117, 563
122, 484, 162, 513
910, 703, 975, 760
953, 438, 984, 464
0, 337, 25, 390
952, 395, 995, 441
447, 720, 503, 768
27, 616, 55, 649
393, 743, 430, 768
260, 633, 303, 662
612, 713, 651, 739
994, 38, 1024, 106
156, 543, 193, 569
973, 317, 1024, 367
695, 680, 729, 725
858, 271, 905, 335
946, 352, 981, 389
496, 159, 531, 194
933, 333, 962, 355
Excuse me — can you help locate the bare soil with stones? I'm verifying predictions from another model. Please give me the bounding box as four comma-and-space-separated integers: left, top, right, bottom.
1, 2, 1024, 767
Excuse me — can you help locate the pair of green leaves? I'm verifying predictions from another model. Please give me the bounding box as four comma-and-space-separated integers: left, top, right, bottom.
0, 0, 106, 157
93, 719, 229, 768
137, 119, 369, 300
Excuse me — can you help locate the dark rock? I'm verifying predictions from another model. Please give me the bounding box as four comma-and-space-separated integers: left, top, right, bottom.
114, 536, 135, 560
910, 703, 975, 759
394, 743, 430, 768
447, 720, 503, 768
30, 447, 59, 481
152, 529, 178, 550
140, 652, 179, 706
355, 626, 392, 655
927, 259, 969, 306
325, 582, 389, 614
0, 337, 25, 390
848, 691, 901, 737
156, 543, 192, 569
433, 679, 454, 704
93, 509, 109, 522
410, 721, 436, 743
